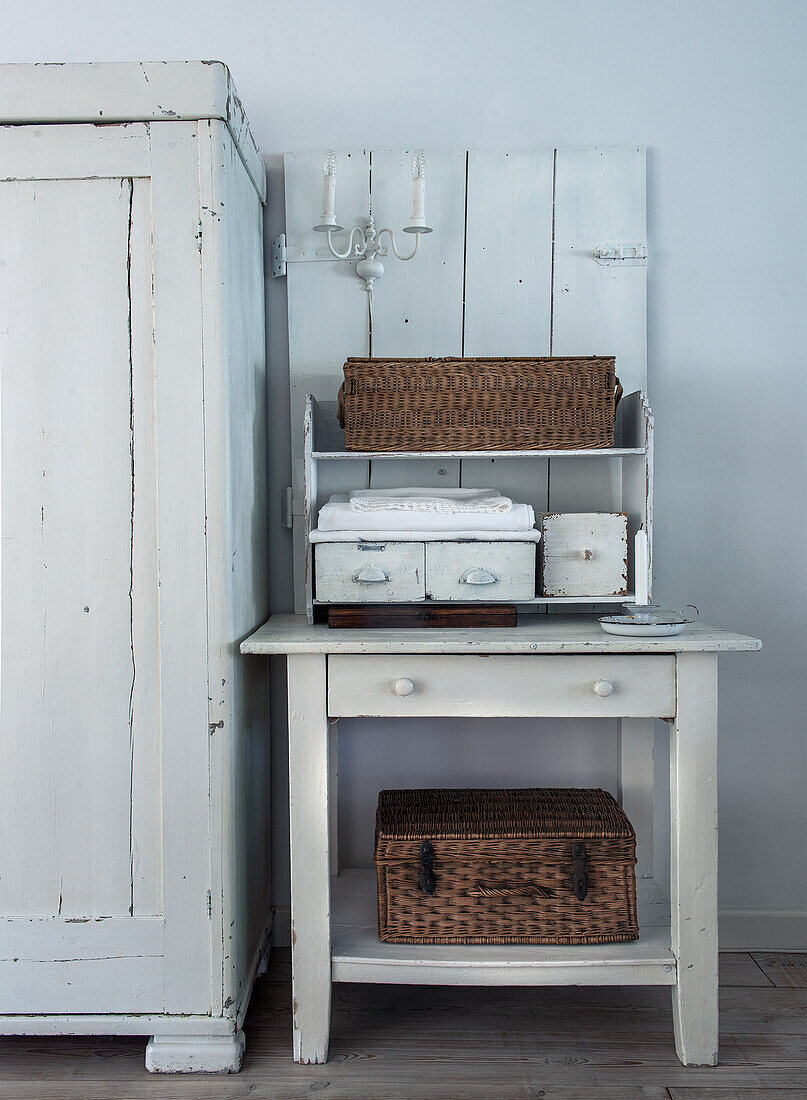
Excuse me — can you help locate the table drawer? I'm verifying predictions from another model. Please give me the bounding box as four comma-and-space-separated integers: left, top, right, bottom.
425, 542, 535, 601
328, 654, 675, 717
315, 542, 425, 603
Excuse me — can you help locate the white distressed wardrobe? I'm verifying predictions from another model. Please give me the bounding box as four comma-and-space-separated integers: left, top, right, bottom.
0, 63, 270, 1072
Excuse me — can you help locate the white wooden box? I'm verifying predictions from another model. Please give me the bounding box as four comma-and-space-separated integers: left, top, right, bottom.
541, 513, 628, 597
315, 543, 425, 602
425, 542, 535, 601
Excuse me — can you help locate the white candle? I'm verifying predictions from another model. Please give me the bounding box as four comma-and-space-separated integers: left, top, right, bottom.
412, 150, 426, 221
634, 527, 649, 605
322, 150, 337, 219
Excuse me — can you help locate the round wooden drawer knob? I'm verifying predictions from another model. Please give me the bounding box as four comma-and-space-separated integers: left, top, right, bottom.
393, 678, 415, 697
593, 679, 614, 697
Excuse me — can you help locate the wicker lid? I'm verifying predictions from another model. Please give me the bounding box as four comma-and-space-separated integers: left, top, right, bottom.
375, 787, 634, 842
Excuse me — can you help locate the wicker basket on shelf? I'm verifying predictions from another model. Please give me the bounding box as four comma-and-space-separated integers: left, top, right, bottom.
375, 787, 638, 945
336, 356, 622, 452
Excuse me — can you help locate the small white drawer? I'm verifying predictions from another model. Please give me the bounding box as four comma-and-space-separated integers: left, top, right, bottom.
425, 542, 535, 601
314, 542, 425, 603
328, 654, 676, 717
541, 513, 628, 597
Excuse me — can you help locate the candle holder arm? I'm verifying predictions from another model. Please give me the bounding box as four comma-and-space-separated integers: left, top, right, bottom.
376, 228, 420, 262
325, 227, 367, 260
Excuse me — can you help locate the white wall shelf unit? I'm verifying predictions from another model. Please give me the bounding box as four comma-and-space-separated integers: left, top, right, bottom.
303, 390, 653, 623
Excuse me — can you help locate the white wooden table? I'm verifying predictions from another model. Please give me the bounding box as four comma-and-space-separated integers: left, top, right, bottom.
242, 614, 761, 1068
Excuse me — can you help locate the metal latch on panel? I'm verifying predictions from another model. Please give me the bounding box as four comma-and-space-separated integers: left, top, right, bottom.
594, 242, 647, 266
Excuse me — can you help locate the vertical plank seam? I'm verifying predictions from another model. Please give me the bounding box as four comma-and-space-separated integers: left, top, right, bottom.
368, 150, 374, 358
546, 149, 558, 526
460, 150, 469, 356
125, 175, 136, 918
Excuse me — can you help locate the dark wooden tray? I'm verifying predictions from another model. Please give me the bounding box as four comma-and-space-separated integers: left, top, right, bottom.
327, 605, 517, 629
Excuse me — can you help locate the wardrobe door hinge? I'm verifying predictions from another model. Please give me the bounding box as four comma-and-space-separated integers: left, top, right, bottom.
207, 890, 212, 918
282, 486, 304, 529
196, 221, 203, 252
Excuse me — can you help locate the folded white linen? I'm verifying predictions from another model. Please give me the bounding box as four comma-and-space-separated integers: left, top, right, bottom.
317, 494, 535, 533
349, 487, 512, 514
310, 528, 542, 543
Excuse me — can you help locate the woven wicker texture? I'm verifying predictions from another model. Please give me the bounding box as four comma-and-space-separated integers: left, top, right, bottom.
337, 357, 621, 452
375, 788, 638, 945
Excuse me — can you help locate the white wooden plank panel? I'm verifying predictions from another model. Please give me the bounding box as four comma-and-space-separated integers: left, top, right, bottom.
0, 917, 163, 961
551, 146, 646, 392
549, 146, 646, 518
285, 150, 370, 613
0, 122, 151, 180
369, 149, 466, 358
128, 177, 163, 919
149, 122, 211, 1012
369, 458, 460, 491
0, 178, 136, 918
199, 119, 272, 1016
0, 957, 164, 1014
463, 149, 554, 356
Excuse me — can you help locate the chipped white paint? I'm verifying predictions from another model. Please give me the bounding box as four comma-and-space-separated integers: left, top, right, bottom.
253, 622, 759, 1066
424, 542, 535, 601
541, 513, 628, 598
670, 653, 720, 1066
0, 64, 269, 1074
145, 1031, 246, 1074
314, 542, 425, 603
287, 654, 331, 1065
327, 654, 676, 719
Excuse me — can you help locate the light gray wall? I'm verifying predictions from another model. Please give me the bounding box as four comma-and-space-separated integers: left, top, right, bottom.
5, 0, 805, 942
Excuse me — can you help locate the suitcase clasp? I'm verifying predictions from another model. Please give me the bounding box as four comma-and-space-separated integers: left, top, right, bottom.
419, 840, 437, 895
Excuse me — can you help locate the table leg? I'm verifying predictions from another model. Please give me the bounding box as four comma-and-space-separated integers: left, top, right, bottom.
287, 653, 331, 1064
670, 653, 719, 1066
618, 717, 654, 879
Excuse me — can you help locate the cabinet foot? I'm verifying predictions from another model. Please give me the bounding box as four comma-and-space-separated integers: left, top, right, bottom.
145, 1030, 245, 1073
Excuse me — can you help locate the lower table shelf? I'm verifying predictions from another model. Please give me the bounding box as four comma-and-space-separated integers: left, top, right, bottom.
331, 869, 676, 988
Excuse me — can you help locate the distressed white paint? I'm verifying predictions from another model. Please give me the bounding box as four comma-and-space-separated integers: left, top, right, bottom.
145, 1031, 246, 1074
264, 625, 758, 1065
243, 615, 760, 656
0, 65, 269, 1071
424, 542, 535, 601
331, 869, 674, 986
287, 654, 331, 1065
327, 654, 676, 718
541, 513, 628, 598
670, 653, 719, 1066
314, 542, 425, 603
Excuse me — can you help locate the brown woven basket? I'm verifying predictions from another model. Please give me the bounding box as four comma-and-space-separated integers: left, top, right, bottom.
375, 787, 638, 945
337, 357, 622, 452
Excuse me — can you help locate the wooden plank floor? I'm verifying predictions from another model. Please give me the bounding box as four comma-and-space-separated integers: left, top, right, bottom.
0, 949, 805, 1098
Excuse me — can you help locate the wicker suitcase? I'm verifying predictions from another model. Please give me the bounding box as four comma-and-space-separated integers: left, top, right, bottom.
336, 356, 622, 452
375, 787, 638, 944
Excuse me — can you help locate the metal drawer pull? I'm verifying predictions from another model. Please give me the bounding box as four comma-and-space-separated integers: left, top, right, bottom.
393, 678, 415, 697
353, 565, 390, 583
460, 567, 499, 585
593, 679, 614, 697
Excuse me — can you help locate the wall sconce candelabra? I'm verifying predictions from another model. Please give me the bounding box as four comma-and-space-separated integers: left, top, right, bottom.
312, 150, 433, 292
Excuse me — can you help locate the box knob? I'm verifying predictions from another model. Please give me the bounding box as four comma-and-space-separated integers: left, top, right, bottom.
393, 678, 415, 697
593, 679, 614, 697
